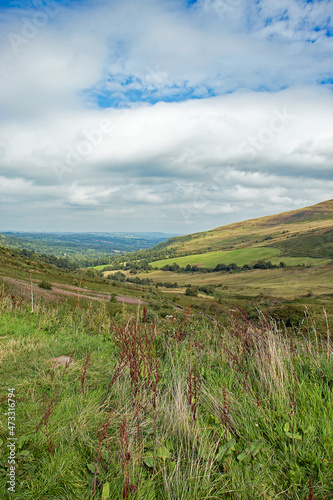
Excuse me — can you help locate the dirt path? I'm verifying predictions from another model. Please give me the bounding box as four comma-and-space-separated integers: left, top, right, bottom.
0, 276, 147, 306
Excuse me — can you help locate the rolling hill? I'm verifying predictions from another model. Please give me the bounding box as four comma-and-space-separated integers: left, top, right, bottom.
149, 199, 333, 264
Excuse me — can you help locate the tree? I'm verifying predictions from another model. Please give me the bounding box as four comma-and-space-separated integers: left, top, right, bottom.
214, 263, 227, 272
185, 286, 198, 297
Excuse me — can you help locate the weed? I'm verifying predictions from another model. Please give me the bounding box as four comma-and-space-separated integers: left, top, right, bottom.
81, 350, 91, 397
36, 396, 55, 456
186, 361, 201, 422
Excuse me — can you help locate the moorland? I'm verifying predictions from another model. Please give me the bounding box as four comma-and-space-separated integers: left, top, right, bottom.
0, 199, 332, 499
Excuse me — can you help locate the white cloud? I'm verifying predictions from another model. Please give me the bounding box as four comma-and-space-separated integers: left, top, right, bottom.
0, 0, 332, 232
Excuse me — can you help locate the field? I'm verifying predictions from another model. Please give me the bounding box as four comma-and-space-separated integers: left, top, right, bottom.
131, 261, 333, 332
0, 284, 332, 499
135, 263, 333, 298
151, 247, 282, 269
268, 256, 330, 266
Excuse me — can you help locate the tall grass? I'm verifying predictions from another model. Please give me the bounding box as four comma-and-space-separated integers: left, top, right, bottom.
0, 285, 332, 499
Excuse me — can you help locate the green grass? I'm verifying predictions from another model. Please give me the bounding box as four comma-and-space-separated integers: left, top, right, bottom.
151, 247, 281, 269
271, 228, 333, 259
0, 284, 332, 499
269, 256, 330, 266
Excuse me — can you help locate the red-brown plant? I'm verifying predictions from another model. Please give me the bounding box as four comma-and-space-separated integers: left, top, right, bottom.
36, 396, 55, 456
186, 361, 201, 422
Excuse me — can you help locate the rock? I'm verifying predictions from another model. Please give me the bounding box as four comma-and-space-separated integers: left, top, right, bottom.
48, 356, 74, 368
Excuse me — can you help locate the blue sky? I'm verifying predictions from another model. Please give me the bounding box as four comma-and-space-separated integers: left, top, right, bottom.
0, 0, 332, 232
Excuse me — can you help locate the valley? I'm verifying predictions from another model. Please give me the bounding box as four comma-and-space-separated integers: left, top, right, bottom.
0, 199, 332, 499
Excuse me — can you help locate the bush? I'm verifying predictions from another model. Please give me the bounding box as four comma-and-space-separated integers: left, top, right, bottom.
143, 309, 159, 323
161, 263, 180, 272
214, 263, 227, 272
253, 260, 275, 270
38, 280, 52, 290
185, 286, 198, 297
271, 305, 305, 328
111, 271, 126, 282
198, 285, 215, 295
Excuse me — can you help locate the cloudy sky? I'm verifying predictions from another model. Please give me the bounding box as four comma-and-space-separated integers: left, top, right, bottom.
0, 0, 332, 233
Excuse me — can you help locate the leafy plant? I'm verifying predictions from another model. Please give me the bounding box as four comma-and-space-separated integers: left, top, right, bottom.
38, 280, 52, 290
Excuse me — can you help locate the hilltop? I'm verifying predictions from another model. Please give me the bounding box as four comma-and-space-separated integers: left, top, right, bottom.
151, 199, 333, 259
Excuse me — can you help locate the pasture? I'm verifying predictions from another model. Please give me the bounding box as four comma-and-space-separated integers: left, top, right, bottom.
151, 247, 281, 269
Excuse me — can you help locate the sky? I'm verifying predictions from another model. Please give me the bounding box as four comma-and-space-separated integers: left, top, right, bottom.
0, 0, 332, 233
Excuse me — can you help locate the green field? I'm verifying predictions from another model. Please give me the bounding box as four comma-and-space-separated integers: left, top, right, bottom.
269, 256, 330, 266
92, 264, 112, 270
152, 247, 281, 269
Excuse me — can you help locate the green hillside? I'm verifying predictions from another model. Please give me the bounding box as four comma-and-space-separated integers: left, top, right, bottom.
147, 199, 333, 262
273, 227, 333, 258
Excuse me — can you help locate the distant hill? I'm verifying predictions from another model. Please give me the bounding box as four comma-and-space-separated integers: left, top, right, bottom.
149, 199, 333, 262
0, 231, 178, 263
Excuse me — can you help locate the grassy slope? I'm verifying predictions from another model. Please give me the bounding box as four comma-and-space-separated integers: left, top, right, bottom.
0, 246, 148, 309
156, 199, 333, 257
0, 288, 332, 499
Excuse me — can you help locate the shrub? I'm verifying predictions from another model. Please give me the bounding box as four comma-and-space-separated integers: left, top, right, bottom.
185, 286, 198, 297
111, 271, 126, 282
161, 263, 180, 272
38, 280, 52, 290
198, 285, 215, 295
214, 263, 227, 272
143, 309, 159, 323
